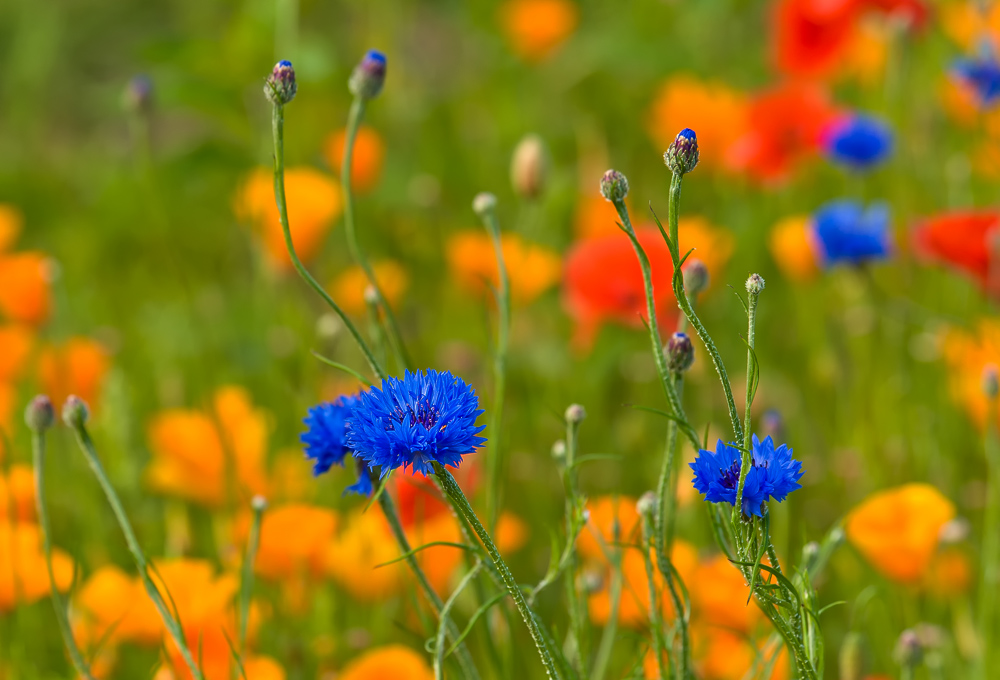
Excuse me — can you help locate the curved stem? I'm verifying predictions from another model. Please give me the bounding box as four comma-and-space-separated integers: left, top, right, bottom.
341, 97, 411, 371
271, 103, 386, 381
563, 413, 588, 677
237, 499, 265, 661
31, 430, 95, 679
433, 463, 560, 679
434, 561, 484, 680
640, 518, 667, 680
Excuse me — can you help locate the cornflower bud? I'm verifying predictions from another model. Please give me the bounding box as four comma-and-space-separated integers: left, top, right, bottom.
349, 50, 387, 100
636, 491, 657, 519
123, 74, 153, 114
894, 629, 922, 668
62, 395, 90, 429
472, 192, 498, 219
510, 134, 548, 200
599, 169, 628, 203
666, 332, 694, 372
565, 404, 586, 424
251, 495, 268, 512
663, 128, 699, 175
746, 273, 766, 295
24, 395, 55, 432
551, 440, 567, 463
682, 259, 709, 295
264, 60, 297, 105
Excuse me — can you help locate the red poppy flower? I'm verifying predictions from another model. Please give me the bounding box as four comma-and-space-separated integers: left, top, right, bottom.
563, 229, 677, 351
394, 464, 479, 529
726, 82, 842, 183
774, 0, 861, 79
913, 210, 1000, 291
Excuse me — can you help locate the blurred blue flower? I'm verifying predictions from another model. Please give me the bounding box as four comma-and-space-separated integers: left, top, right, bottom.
301, 394, 359, 476
347, 369, 486, 476
823, 115, 893, 171
690, 435, 803, 517
953, 54, 1000, 108
813, 200, 892, 266
345, 458, 375, 497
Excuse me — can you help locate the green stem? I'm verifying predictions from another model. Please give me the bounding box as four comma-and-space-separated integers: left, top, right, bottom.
434, 561, 484, 680
640, 516, 667, 680
433, 463, 560, 679
68, 423, 204, 680
341, 97, 411, 372
271, 102, 386, 381
238, 498, 265, 661
564, 413, 588, 677
656, 376, 682, 557
979, 394, 1000, 678
481, 207, 511, 531
733, 287, 760, 546
590, 543, 622, 680
31, 430, 95, 679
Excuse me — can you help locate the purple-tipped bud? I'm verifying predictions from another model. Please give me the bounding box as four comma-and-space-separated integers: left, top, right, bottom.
599, 169, 629, 203
349, 50, 387, 100
983, 364, 999, 399
895, 629, 922, 668
682, 259, 710, 295
123, 75, 154, 114
265, 60, 297, 105
663, 128, 699, 175
565, 404, 586, 424
25, 395, 55, 432
61, 395, 90, 429
666, 332, 694, 372
746, 273, 766, 295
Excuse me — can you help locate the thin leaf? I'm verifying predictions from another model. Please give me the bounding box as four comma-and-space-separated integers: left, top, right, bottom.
375, 541, 476, 569
817, 600, 847, 617
309, 351, 373, 387
445, 592, 508, 658
221, 628, 249, 680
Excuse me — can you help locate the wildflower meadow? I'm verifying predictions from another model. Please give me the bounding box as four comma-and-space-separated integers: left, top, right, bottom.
4, 1, 1000, 679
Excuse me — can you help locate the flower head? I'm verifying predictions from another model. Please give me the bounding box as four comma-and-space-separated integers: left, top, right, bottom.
813, 199, 892, 266
690, 435, 803, 517
823, 114, 894, 171
663, 128, 700, 175
301, 395, 359, 476
499, 0, 578, 62
264, 60, 297, 105
349, 50, 387, 100
912, 210, 1000, 290
347, 370, 486, 475
953, 53, 1000, 108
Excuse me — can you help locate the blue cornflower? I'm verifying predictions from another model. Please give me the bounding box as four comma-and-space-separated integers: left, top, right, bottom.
812, 200, 892, 266
690, 435, 803, 517
345, 457, 375, 497
347, 369, 486, 476
301, 395, 359, 476
823, 115, 893, 171
953, 54, 1000, 108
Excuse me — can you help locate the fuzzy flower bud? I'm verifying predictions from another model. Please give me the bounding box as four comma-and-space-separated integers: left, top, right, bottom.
894, 629, 922, 668
264, 60, 297, 105
983, 364, 999, 399
666, 332, 694, 372
599, 169, 628, 203
349, 50, 387, 100
24, 395, 55, 432
472, 192, 498, 219
682, 259, 709, 295
565, 404, 586, 424
746, 273, 766, 295
251, 495, 268, 512
636, 491, 657, 519
61, 395, 90, 429
510, 134, 548, 200
663, 128, 699, 175
123, 75, 153, 114
363, 285, 379, 307
551, 440, 567, 463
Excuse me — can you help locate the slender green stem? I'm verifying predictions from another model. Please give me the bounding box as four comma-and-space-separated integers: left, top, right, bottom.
563, 413, 588, 677
341, 97, 411, 371
433, 463, 560, 679
377, 487, 482, 680
590, 543, 622, 680
68, 423, 204, 680
656, 376, 682, 556
434, 561, 484, 680
31, 430, 95, 679
979, 393, 1000, 678
481, 208, 511, 530
271, 103, 386, 381
238, 498, 265, 662
733, 287, 760, 547
640, 517, 666, 680
365, 288, 388, 370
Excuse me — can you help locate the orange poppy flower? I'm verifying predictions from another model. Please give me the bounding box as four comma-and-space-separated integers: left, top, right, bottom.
250, 504, 338, 581
235, 167, 341, 268
924, 547, 972, 598
330, 260, 409, 315
845, 483, 956, 583
942, 320, 1000, 427
689, 554, 763, 633
0, 464, 36, 523
0, 251, 51, 325
726, 82, 842, 184
499, 0, 579, 62
154, 656, 285, 680
646, 76, 748, 170
37, 337, 110, 414
0, 324, 34, 383
324, 507, 405, 601
691, 625, 789, 680
577, 496, 641, 561
323, 126, 385, 194
145, 386, 269, 507
769, 215, 819, 282
574, 194, 630, 239
942, 1, 1000, 51
912, 210, 1000, 292
0, 520, 74, 613
338, 645, 434, 680
446, 231, 561, 304
843, 21, 890, 86
0, 204, 23, 253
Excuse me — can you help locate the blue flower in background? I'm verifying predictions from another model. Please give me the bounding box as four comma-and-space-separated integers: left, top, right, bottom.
347, 369, 486, 476
301, 394, 360, 476
691, 435, 803, 517
953, 53, 1000, 108
812, 200, 892, 266
823, 115, 893, 171
345, 457, 375, 497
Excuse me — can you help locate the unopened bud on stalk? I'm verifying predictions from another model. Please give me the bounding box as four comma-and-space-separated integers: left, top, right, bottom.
24, 395, 55, 432
61, 395, 90, 429
983, 364, 999, 399
682, 259, 709, 295
746, 273, 766, 295
251, 495, 268, 512
663, 128, 699, 175
510, 134, 547, 200
599, 169, 628, 203
472, 192, 498, 219
551, 440, 567, 463
636, 491, 657, 519
123, 74, 153, 114
894, 629, 923, 668
579, 569, 604, 594
264, 60, 297, 105
565, 404, 586, 424
666, 332, 694, 372
363, 285, 379, 307
349, 50, 387, 100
